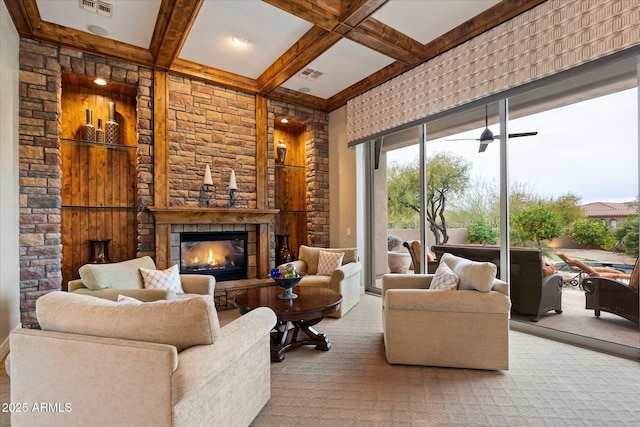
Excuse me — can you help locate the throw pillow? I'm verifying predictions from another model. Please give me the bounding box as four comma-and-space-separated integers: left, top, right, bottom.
78, 256, 156, 290
317, 250, 345, 276
441, 252, 497, 292
140, 264, 184, 294
429, 262, 459, 290
117, 294, 143, 305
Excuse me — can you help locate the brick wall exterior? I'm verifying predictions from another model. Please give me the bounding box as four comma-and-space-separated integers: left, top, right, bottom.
18, 40, 153, 328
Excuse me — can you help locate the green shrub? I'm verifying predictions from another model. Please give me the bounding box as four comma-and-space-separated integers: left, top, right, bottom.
568, 217, 613, 248
467, 220, 498, 245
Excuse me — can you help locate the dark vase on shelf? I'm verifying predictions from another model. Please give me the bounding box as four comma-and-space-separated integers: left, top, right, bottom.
82, 109, 95, 142
88, 239, 112, 264
275, 234, 294, 266
96, 118, 105, 143
105, 101, 119, 144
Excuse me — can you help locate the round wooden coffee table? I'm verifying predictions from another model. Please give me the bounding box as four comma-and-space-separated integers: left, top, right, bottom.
234, 285, 342, 362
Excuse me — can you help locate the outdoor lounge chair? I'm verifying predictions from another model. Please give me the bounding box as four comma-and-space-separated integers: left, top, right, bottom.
556, 252, 631, 281
582, 257, 639, 325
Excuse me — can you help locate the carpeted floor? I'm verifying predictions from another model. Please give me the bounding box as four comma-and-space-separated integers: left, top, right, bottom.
249, 294, 640, 427
2, 294, 638, 427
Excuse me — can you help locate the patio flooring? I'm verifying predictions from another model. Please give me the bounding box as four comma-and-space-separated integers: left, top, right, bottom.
511, 287, 639, 349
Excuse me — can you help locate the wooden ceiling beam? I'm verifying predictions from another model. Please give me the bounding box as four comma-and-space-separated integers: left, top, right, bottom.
263, 0, 342, 32
3, 0, 38, 38
171, 58, 259, 93
31, 21, 155, 68
150, 0, 203, 70
347, 18, 424, 66
268, 86, 329, 111
341, 0, 387, 27
257, 26, 341, 94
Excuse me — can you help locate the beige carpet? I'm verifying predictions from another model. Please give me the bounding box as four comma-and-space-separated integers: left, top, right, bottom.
250, 294, 640, 427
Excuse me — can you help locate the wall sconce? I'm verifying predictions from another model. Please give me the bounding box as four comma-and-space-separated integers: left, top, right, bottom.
199, 165, 214, 207
228, 169, 238, 208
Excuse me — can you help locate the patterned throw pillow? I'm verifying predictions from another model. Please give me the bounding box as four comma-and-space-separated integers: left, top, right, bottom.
139, 264, 184, 294
317, 250, 345, 276
429, 261, 459, 290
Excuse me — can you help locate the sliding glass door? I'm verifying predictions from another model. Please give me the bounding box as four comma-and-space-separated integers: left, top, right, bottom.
362, 53, 639, 357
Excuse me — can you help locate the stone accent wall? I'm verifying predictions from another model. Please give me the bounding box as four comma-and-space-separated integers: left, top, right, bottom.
167, 74, 257, 208
269, 101, 330, 247
18, 39, 153, 328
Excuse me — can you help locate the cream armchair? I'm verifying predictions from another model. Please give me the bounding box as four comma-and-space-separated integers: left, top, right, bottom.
279, 245, 362, 317
7, 291, 276, 427
68, 256, 214, 301
382, 253, 511, 370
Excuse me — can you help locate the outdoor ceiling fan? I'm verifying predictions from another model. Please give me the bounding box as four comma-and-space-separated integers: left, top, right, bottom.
445, 106, 538, 153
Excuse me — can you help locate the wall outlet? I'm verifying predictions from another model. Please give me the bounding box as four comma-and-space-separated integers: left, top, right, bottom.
346, 228, 351, 236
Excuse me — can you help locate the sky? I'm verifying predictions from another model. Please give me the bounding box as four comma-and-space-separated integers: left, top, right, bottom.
388, 87, 639, 205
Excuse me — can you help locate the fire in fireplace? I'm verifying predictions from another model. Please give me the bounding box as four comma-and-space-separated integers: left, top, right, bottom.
179, 231, 248, 282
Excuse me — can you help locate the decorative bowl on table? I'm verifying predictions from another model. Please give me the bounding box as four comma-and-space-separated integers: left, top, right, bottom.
270, 266, 304, 299
272, 276, 303, 299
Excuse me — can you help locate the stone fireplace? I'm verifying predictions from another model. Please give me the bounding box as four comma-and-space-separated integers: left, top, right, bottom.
179, 231, 248, 282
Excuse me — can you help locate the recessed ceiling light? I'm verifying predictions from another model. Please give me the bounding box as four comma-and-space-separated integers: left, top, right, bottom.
299, 87, 311, 93
280, 118, 289, 123
94, 78, 107, 86
231, 36, 248, 47
86, 24, 109, 37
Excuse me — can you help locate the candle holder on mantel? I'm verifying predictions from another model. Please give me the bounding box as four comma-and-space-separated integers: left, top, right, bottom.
199, 164, 214, 207
228, 168, 239, 208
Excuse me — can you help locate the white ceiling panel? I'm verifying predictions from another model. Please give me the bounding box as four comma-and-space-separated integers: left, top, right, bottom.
281, 38, 396, 99
179, 0, 314, 79
36, 0, 161, 48
373, 0, 500, 44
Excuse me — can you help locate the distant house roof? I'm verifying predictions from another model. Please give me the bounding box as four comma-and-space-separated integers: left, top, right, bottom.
582, 202, 638, 218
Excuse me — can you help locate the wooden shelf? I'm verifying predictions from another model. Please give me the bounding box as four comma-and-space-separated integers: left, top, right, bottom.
61, 138, 137, 150
62, 205, 138, 209
60, 74, 138, 288
274, 122, 307, 258
148, 207, 279, 225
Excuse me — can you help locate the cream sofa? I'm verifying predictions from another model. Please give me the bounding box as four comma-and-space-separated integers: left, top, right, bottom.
68, 256, 214, 301
382, 254, 511, 370
281, 245, 362, 317
7, 291, 276, 427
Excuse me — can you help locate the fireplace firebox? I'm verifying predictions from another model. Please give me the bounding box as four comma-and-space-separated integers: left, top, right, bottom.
179, 231, 248, 282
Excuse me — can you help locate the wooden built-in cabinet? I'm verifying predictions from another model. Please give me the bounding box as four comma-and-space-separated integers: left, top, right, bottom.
60, 74, 138, 288
274, 122, 308, 259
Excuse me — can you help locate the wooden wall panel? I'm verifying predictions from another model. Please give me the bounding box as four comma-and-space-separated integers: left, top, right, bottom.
274, 122, 308, 258
60, 75, 138, 288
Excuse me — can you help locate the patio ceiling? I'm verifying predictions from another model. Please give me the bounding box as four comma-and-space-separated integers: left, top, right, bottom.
4, 0, 544, 111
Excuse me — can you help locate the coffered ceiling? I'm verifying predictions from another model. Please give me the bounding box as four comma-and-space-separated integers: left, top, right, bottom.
5, 0, 544, 111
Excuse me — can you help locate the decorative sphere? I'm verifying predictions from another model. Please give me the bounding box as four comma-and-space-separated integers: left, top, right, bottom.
270, 268, 281, 279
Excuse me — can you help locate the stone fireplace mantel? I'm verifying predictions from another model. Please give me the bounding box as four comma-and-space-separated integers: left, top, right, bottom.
148, 207, 279, 225
148, 207, 279, 276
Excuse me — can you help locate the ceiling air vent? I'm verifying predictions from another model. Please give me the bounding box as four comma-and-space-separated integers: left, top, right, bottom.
299, 68, 323, 80
79, 0, 113, 18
